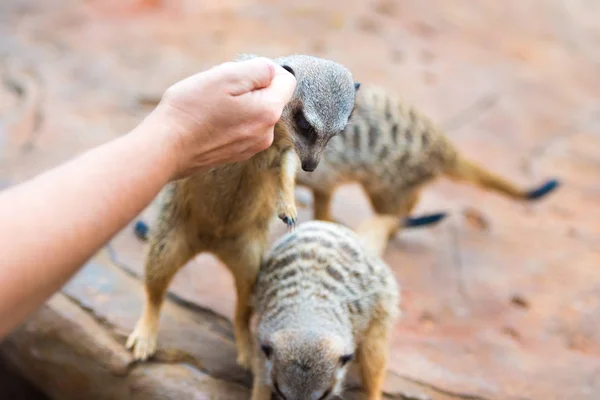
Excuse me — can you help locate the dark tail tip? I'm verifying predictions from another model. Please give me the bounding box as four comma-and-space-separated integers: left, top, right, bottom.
525, 179, 560, 200
134, 220, 149, 241
403, 212, 448, 228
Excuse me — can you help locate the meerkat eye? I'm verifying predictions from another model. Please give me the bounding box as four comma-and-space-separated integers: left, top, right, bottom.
295, 111, 311, 132
339, 353, 354, 366
260, 344, 273, 359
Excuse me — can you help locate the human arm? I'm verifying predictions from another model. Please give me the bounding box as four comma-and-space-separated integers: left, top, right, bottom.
0, 57, 296, 337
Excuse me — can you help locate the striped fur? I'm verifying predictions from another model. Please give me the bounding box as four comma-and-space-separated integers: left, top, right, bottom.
251, 219, 399, 400
125, 55, 359, 369
297, 84, 559, 223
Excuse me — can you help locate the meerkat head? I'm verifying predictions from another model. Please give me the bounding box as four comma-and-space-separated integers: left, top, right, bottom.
260, 328, 354, 400
273, 54, 359, 172
234, 53, 359, 172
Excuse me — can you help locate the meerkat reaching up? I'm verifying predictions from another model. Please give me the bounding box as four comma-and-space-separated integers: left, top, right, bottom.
250, 211, 426, 400
296, 84, 559, 225
125, 54, 360, 369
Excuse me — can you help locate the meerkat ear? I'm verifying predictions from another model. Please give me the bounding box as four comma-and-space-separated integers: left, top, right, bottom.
339, 353, 354, 366
261, 344, 273, 359
354, 82, 361, 91
282, 65, 295, 77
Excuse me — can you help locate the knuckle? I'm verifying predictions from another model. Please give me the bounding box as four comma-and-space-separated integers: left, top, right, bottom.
209, 62, 239, 82
162, 85, 178, 101
218, 61, 238, 72
262, 106, 283, 126
257, 131, 274, 150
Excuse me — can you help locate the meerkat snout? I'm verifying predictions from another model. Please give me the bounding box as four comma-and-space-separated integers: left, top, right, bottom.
259, 329, 354, 400
301, 158, 318, 172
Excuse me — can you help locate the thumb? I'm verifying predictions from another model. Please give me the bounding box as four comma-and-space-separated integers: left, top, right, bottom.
264, 65, 297, 105
223, 57, 277, 96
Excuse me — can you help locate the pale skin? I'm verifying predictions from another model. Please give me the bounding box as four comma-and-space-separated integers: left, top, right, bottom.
0, 57, 296, 338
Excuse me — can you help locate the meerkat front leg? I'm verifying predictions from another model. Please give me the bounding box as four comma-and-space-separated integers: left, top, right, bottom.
251, 352, 273, 400
215, 233, 266, 370
126, 225, 196, 361
357, 316, 392, 400
277, 149, 299, 231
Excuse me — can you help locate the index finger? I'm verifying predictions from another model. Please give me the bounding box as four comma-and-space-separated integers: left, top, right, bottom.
220, 57, 277, 96
235, 64, 297, 124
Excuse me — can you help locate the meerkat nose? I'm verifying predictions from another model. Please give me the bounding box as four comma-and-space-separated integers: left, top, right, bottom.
301, 161, 317, 172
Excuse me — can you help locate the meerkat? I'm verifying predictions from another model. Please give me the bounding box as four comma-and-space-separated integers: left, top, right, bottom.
125, 54, 360, 369
295, 84, 560, 225
250, 212, 417, 400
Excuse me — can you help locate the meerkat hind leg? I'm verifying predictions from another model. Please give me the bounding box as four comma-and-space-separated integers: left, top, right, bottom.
366, 188, 421, 237
312, 189, 335, 222
126, 230, 197, 361
215, 235, 265, 370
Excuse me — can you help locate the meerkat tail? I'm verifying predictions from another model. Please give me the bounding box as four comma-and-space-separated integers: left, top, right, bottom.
443, 151, 559, 201
524, 179, 560, 200
134, 220, 150, 242
402, 212, 447, 228
355, 212, 446, 256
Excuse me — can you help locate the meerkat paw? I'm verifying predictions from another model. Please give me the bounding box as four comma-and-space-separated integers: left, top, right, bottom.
278, 203, 298, 232
236, 348, 253, 370
126, 322, 158, 361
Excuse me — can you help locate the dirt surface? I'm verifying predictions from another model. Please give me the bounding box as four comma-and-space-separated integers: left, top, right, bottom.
1, 0, 600, 399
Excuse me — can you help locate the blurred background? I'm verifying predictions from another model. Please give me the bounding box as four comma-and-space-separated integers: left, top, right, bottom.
1, 0, 599, 399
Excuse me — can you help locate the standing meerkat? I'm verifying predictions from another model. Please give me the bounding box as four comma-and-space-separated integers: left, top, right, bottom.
250, 213, 414, 400
126, 54, 360, 369
296, 84, 560, 224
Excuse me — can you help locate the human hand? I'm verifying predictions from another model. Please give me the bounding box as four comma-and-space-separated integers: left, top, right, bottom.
142, 57, 297, 180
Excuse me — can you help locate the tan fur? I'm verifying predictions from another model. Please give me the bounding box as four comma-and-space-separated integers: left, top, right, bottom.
126, 126, 296, 367
355, 214, 403, 257
126, 55, 359, 369
251, 219, 400, 399
297, 84, 557, 224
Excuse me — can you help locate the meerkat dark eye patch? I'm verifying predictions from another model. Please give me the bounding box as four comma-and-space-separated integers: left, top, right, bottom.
354, 82, 361, 91
339, 353, 354, 366
282, 65, 295, 77
294, 110, 316, 142
317, 388, 332, 400
273, 381, 287, 399
261, 344, 273, 358
295, 111, 311, 131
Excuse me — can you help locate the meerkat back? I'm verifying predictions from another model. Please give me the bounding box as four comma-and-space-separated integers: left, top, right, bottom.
251, 218, 401, 400
295, 83, 559, 223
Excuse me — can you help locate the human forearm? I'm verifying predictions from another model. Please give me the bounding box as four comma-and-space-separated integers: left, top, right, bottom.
0, 56, 296, 338
0, 122, 175, 336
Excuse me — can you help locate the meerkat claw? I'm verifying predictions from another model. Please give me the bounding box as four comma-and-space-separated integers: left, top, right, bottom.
280, 215, 297, 232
